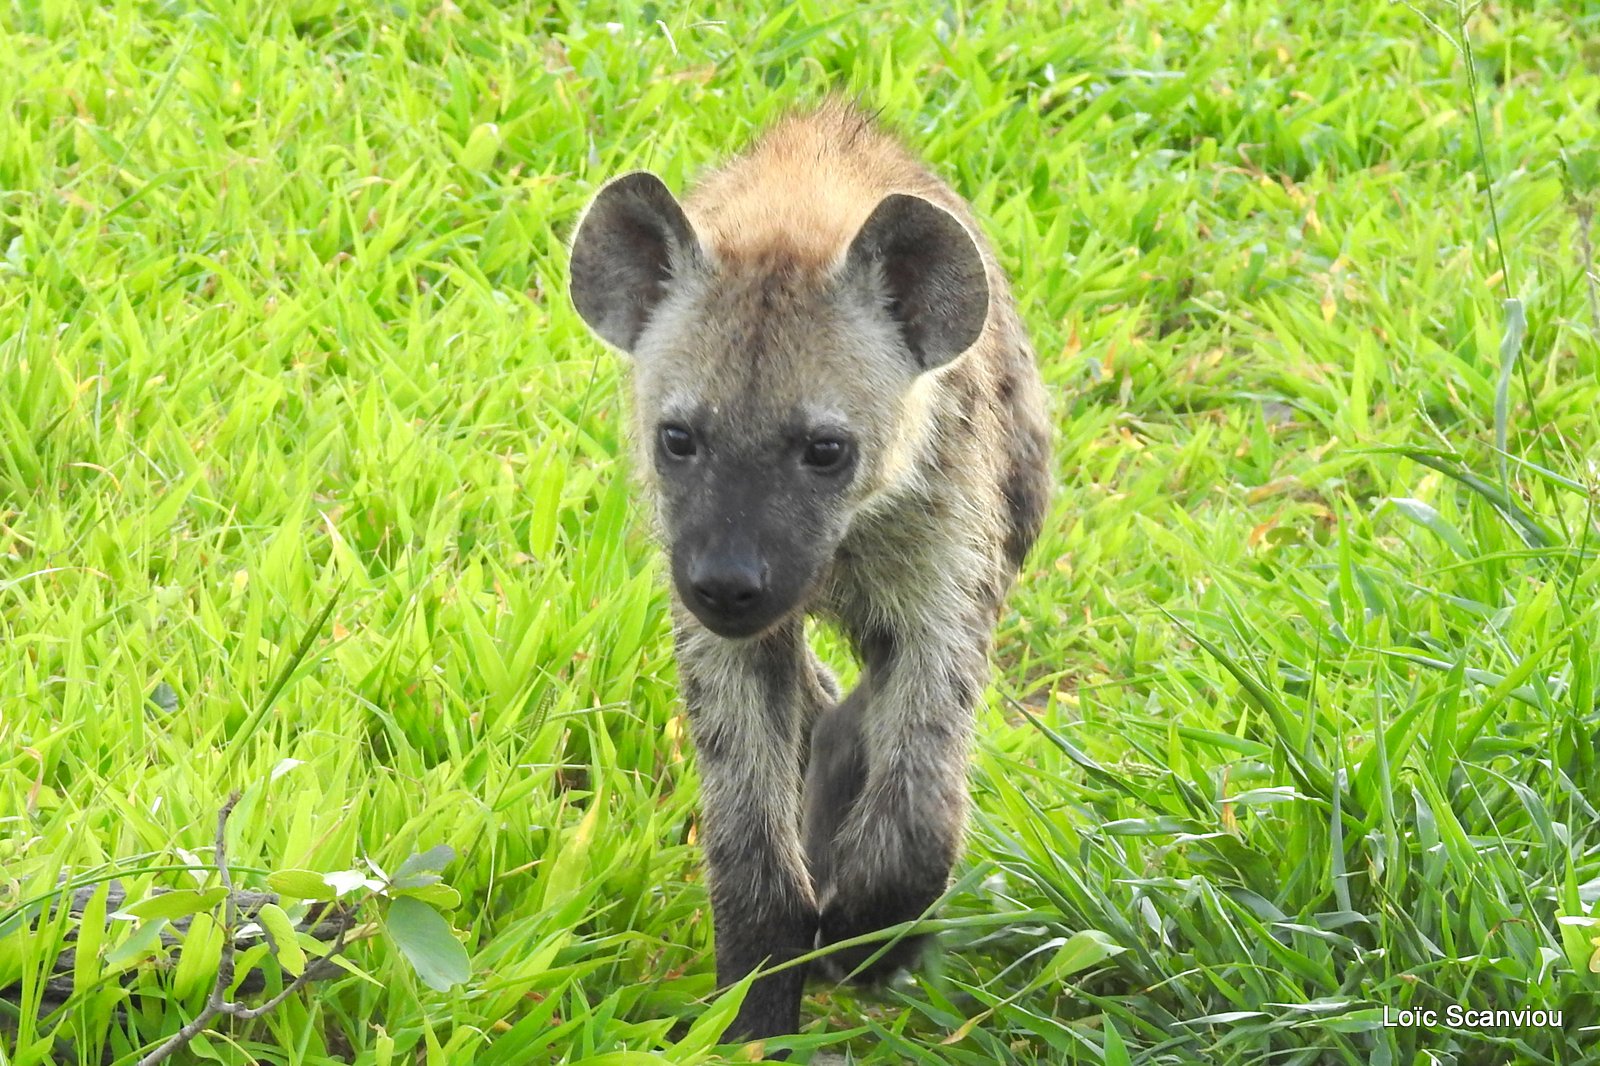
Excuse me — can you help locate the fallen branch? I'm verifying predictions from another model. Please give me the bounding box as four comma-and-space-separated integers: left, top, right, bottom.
35, 882, 351, 1005
124, 793, 352, 1066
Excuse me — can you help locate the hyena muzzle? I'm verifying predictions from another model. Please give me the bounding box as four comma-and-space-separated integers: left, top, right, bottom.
567, 98, 1051, 1041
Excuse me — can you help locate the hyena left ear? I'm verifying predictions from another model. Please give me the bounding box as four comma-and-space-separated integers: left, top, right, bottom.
843, 193, 990, 370
569, 171, 705, 354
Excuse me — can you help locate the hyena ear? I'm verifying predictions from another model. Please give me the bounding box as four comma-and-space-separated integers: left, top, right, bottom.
842, 193, 989, 370
569, 171, 704, 353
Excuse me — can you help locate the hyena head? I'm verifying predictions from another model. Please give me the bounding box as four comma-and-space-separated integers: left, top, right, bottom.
569, 172, 988, 639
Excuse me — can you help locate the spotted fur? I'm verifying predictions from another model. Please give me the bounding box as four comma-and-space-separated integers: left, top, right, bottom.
569, 97, 1051, 1041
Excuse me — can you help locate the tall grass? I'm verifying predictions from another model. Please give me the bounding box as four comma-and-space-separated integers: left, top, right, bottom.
1, 1, 1596, 1062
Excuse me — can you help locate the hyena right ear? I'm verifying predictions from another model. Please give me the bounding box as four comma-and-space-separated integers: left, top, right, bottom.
569, 171, 704, 353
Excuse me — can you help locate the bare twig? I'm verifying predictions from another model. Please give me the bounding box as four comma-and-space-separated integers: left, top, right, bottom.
135, 792, 352, 1066
136, 792, 240, 1066
212, 792, 241, 1014
228, 924, 351, 1021
1576, 203, 1599, 332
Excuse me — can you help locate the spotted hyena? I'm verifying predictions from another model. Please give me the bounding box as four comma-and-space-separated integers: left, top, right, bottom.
568, 98, 1050, 1040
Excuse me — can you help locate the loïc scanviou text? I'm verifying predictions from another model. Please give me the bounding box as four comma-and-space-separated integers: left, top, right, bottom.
1382, 1005, 1564, 1029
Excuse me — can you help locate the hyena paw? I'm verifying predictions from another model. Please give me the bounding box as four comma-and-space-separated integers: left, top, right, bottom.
814, 892, 934, 984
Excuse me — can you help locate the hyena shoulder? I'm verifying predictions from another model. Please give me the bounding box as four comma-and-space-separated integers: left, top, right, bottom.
682, 98, 961, 273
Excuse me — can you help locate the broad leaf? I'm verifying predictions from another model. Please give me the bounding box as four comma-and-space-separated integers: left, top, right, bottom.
386, 897, 469, 992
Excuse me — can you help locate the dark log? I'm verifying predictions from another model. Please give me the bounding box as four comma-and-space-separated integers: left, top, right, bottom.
10, 881, 356, 1006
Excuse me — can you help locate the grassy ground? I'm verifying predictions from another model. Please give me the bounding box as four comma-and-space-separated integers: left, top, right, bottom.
3, 1, 1599, 1063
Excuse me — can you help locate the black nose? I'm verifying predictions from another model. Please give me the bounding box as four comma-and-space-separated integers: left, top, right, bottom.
689, 556, 767, 618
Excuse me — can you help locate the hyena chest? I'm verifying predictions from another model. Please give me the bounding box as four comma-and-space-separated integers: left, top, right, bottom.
815, 498, 1002, 640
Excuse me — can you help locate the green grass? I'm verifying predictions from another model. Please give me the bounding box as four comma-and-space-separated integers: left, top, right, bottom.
2, 1, 1598, 1063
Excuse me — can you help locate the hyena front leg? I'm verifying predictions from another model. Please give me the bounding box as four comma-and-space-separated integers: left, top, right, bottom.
802, 682, 868, 898
808, 624, 989, 982
803, 628, 890, 910
676, 617, 832, 1040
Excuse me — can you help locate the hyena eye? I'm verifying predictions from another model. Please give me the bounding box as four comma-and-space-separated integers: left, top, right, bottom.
802, 436, 851, 471
659, 424, 697, 459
